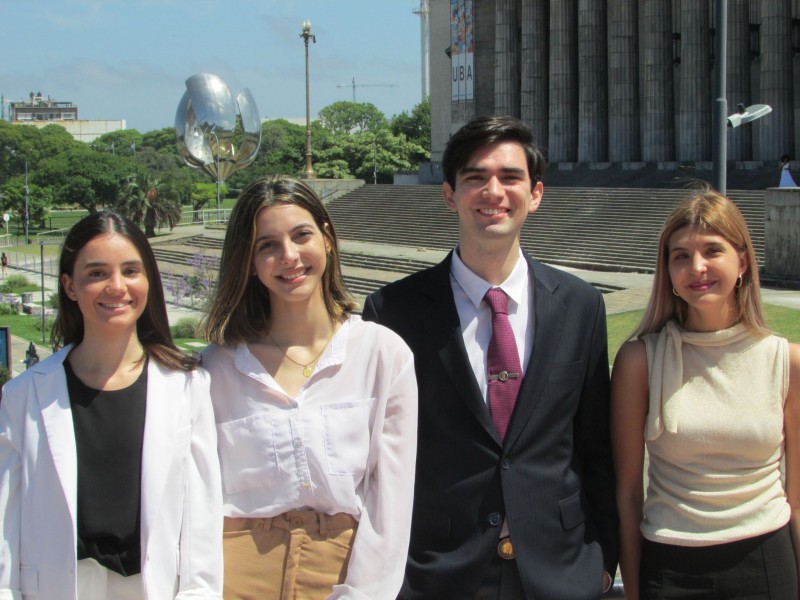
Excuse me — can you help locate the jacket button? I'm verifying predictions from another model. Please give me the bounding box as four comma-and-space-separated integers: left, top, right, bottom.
488, 512, 502, 527
500, 459, 510, 470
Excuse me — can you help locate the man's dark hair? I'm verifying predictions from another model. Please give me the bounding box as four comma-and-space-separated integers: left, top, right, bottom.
441, 115, 546, 189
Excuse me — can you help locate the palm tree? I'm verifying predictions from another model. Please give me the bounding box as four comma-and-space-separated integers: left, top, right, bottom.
115, 173, 182, 237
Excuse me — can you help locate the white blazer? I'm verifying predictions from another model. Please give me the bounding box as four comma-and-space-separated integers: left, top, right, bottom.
0, 346, 223, 600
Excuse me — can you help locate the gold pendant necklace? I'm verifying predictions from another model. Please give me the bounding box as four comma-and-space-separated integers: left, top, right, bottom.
267, 329, 334, 378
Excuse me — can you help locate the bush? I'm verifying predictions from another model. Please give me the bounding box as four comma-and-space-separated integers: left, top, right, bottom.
0, 366, 10, 393
0, 275, 31, 294
48, 293, 59, 309
171, 317, 200, 339
0, 302, 19, 316
5, 275, 30, 288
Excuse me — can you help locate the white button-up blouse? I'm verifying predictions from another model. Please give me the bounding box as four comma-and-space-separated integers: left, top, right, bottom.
202, 315, 418, 600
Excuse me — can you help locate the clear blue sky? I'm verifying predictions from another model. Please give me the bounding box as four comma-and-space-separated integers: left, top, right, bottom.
2, 0, 424, 133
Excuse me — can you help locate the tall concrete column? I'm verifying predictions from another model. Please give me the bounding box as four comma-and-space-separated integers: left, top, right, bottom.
726, 0, 752, 161
473, 0, 496, 119
607, 0, 639, 162
677, 1, 711, 161
578, 0, 608, 162
639, 0, 675, 161
548, 0, 579, 162
520, 0, 549, 148
495, 0, 520, 116
757, 0, 794, 160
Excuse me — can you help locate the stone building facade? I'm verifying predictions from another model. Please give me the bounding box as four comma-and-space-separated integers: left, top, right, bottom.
428, 0, 800, 170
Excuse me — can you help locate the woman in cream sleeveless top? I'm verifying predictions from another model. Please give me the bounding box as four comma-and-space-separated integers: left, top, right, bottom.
611, 188, 800, 599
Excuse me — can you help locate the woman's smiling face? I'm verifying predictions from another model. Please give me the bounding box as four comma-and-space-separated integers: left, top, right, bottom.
60, 233, 149, 335
251, 202, 330, 308
667, 226, 747, 330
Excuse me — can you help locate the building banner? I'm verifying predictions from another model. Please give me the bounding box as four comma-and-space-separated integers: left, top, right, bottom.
450, 0, 474, 101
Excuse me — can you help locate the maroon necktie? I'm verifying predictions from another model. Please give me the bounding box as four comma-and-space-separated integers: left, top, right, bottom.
484, 288, 523, 442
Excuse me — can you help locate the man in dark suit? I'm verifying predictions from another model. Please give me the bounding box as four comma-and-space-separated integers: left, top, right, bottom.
363, 116, 618, 599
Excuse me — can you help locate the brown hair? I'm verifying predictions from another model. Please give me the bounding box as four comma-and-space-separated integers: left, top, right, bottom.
441, 115, 546, 189
203, 176, 355, 345
634, 186, 766, 337
53, 211, 197, 371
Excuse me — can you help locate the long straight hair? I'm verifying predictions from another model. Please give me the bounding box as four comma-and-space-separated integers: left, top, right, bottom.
53, 211, 197, 371
634, 187, 767, 338
203, 176, 355, 345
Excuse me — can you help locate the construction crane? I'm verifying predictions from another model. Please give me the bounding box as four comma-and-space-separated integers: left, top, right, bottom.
336, 77, 398, 103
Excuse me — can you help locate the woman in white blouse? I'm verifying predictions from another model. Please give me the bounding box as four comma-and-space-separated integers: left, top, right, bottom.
0, 211, 222, 599
202, 175, 418, 600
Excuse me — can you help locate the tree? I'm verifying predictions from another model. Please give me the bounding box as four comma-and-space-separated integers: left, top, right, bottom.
142, 127, 180, 154
391, 96, 431, 153
35, 145, 136, 212
94, 129, 143, 156
315, 129, 428, 184
191, 182, 229, 213
225, 119, 308, 188
115, 174, 182, 237
0, 121, 79, 184
318, 101, 386, 134
0, 179, 54, 229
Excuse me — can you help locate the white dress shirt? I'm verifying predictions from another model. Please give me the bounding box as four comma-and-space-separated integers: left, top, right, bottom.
449, 247, 535, 403
202, 315, 418, 600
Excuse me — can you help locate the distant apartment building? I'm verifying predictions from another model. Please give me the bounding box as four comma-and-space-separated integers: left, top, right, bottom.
9, 91, 78, 122
5, 91, 125, 142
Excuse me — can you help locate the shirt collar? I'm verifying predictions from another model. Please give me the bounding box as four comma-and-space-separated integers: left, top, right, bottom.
450, 247, 529, 309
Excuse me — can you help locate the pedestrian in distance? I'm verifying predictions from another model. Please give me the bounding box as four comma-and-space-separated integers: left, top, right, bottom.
779, 155, 798, 188
611, 187, 800, 599
202, 175, 418, 600
0, 211, 223, 599
364, 115, 619, 599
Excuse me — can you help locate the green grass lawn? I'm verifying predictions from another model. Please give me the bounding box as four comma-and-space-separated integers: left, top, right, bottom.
607, 304, 800, 364
0, 313, 55, 346
0, 312, 208, 353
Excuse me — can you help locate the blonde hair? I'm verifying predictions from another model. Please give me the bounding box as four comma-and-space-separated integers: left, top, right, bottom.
203, 176, 355, 345
634, 186, 767, 338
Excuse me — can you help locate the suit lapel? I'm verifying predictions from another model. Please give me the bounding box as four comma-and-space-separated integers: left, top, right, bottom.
34, 346, 79, 529
428, 255, 501, 445
140, 360, 182, 552
503, 256, 566, 451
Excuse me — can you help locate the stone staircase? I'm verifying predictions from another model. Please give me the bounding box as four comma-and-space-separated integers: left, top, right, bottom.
324, 185, 766, 273
151, 237, 438, 301
152, 185, 766, 304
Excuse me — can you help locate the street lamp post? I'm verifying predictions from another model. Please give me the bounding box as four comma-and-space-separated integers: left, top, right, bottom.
4, 147, 30, 244
23, 160, 29, 245
711, 0, 728, 194
300, 20, 316, 180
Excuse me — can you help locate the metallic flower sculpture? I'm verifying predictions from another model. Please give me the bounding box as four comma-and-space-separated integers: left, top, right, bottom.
175, 73, 261, 187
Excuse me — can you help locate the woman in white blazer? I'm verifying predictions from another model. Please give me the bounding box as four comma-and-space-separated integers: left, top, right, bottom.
0, 212, 223, 600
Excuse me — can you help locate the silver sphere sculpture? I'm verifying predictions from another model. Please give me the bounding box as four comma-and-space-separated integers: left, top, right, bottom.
175, 73, 261, 195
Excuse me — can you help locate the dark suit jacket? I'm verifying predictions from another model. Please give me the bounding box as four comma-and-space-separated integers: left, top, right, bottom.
363, 251, 619, 600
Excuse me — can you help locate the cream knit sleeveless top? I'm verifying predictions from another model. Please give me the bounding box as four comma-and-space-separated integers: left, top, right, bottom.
641, 321, 790, 546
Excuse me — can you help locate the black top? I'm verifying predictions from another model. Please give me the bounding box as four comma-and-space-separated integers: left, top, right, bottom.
65, 358, 147, 577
